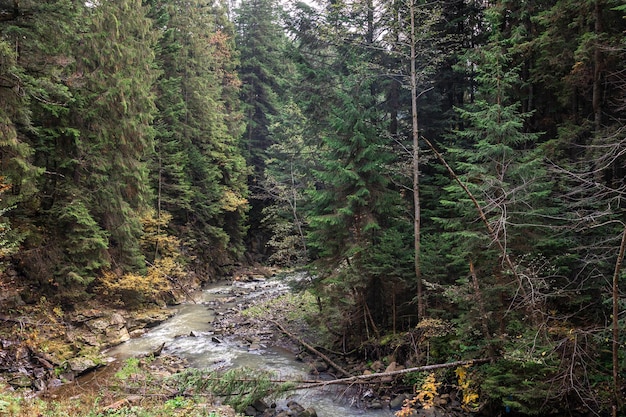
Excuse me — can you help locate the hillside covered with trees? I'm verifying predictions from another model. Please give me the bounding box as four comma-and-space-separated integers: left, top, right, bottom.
1, 0, 625, 415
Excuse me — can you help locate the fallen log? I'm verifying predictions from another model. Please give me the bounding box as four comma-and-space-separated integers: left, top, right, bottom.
289, 358, 491, 389
268, 319, 353, 378
182, 359, 491, 393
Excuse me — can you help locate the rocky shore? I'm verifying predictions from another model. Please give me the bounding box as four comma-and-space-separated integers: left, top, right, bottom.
1, 268, 476, 417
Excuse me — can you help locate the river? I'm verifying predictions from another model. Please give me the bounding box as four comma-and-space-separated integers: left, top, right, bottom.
105, 275, 396, 417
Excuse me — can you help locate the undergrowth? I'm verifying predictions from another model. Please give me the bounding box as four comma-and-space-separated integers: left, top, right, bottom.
0, 356, 246, 417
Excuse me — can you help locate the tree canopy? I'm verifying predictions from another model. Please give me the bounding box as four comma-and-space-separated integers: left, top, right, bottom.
1, 0, 625, 414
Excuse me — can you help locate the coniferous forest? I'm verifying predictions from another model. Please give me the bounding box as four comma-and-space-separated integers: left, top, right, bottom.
1, 0, 626, 415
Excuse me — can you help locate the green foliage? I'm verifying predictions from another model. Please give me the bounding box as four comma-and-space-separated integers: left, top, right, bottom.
235, 0, 287, 171
235, 0, 291, 263
54, 198, 110, 283
169, 367, 288, 413
149, 0, 248, 272
0, 179, 18, 270
71, 0, 157, 272
262, 101, 314, 266
480, 359, 556, 415
1, 0, 249, 297
115, 358, 142, 381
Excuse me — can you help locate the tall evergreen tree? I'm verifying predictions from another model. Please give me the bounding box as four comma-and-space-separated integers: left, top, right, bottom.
431, 4, 596, 412
284, 0, 416, 341
262, 100, 313, 266
234, 0, 288, 259
306, 61, 408, 341
437, 4, 546, 322
66, 0, 158, 276
148, 0, 248, 274
0, 0, 98, 293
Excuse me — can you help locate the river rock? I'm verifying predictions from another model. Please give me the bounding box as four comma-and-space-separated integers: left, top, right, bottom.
85, 316, 114, 332
368, 400, 383, 409
8, 373, 32, 388
47, 378, 64, 389
126, 309, 172, 331
252, 399, 269, 412
390, 393, 412, 410
370, 360, 384, 372
287, 400, 305, 414
0, 291, 25, 310
299, 408, 317, 417
106, 325, 131, 345
67, 357, 98, 374
384, 361, 397, 373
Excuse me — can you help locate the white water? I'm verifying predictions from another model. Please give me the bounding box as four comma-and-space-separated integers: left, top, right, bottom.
106, 278, 395, 417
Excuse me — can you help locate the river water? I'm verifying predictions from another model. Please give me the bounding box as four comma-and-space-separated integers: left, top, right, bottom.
106, 277, 396, 417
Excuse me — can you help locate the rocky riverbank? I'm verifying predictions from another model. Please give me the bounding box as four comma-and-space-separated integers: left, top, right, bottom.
0, 263, 207, 394
203, 273, 477, 417
1, 267, 478, 417
0, 299, 174, 391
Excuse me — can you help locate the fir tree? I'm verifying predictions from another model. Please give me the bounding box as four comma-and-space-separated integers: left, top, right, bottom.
433, 5, 563, 411
148, 0, 248, 273
439, 6, 546, 313
69, 0, 158, 274
306, 58, 408, 340
235, 0, 289, 260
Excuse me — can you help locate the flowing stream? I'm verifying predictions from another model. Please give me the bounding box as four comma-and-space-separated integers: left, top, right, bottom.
106, 276, 395, 417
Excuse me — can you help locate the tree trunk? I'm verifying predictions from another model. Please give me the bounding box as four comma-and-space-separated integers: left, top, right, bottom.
410, 0, 424, 320
470, 260, 496, 360
611, 226, 626, 417
592, 0, 603, 132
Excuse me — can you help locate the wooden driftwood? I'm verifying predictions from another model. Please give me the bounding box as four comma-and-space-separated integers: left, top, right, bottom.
199, 359, 492, 391
290, 359, 491, 389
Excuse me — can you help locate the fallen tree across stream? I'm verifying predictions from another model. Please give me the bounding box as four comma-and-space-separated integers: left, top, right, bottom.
288, 358, 491, 390
167, 357, 493, 399
268, 318, 490, 389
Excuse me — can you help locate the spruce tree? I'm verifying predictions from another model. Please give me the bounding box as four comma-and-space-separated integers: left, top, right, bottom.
439, 5, 546, 311
234, 0, 288, 260
68, 0, 158, 274
433, 5, 562, 411
148, 0, 248, 273
0, 0, 101, 294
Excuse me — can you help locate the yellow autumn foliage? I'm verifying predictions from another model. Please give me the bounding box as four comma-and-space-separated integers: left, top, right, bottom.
220, 189, 248, 212
97, 265, 171, 308
455, 365, 480, 409
395, 372, 441, 417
